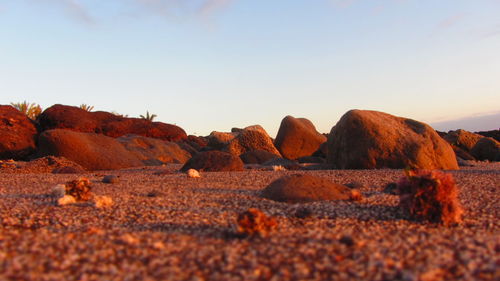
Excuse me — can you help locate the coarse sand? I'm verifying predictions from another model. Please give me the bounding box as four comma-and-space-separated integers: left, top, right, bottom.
0, 163, 499, 280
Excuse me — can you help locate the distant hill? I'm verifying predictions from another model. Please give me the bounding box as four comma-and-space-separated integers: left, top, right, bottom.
431, 112, 499, 132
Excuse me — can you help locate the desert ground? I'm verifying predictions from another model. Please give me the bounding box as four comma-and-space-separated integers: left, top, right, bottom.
0, 163, 498, 281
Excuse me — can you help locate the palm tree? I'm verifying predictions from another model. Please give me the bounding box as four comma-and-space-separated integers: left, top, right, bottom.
79, 104, 94, 112
10, 101, 42, 120
140, 111, 157, 121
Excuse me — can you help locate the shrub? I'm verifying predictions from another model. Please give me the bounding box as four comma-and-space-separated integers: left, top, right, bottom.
236, 208, 277, 237
397, 169, 463, 225
64, 177, 93, 201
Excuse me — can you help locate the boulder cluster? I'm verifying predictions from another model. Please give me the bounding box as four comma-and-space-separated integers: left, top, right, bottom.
1, 104, 498, 172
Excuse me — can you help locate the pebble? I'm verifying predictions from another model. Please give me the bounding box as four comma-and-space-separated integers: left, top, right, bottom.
102, 175, 119, 184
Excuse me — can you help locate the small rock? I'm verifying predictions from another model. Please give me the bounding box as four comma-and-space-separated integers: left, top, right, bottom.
350, 189, 363, 201
58, 195, 76, 206
51, 184, 66, 198
272, 165, 286, 171
294, 207, 313, 219
339, 235, 355, 247
383, 182, 398, 195
345, 181, 366, 189
102, 175, 119, 184
186, 169, 201, 178
146, 190, 163, 197
94, 195, 113, 208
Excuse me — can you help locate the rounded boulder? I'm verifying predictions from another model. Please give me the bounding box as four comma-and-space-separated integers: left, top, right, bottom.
260, 174, 352, 203
0, 105, 38, 160
274, 116, 327, 160
327, 110, 458, 170
37, 129, 143, 170
180, 151, 244, 172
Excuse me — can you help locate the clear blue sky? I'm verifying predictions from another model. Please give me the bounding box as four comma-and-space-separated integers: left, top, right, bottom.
1, 0, 499, 136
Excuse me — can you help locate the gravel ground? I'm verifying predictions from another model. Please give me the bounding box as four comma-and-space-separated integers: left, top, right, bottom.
0, 163, 499, 281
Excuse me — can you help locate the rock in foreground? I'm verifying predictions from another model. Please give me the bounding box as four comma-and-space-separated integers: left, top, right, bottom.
261, 174, 353, 203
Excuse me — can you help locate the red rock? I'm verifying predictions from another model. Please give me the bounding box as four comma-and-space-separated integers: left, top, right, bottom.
260, 174, 352, 203
471, 137, 500, 161
225, 125, 281, 157
443, 129, 483, 151
101, 119, 186, 142
38, 104, 187, 142
186, 135, 208, 150
274, 116, 327, 160
180, 151, 244, 172
327, 110, 458, 170
117, 134, 191, 165
240, 149, 280, 164
207, 131, 237, 149
38, 129, 143, 170
37, 104, 105, 133
0, 105, 38, 160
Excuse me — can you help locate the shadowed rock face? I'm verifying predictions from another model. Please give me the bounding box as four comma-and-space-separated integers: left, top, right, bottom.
443, 129, 484, 151
37, 129, 143, 170
274, 115, 327, 160
239, 149, 279, 164
117, 134, 191, 165
471, 137, 500, 161
38, 104, 187, 142
442, 129, 500, 162
327, 110, 459, 170
260, 174, 352, 203
180, 151, 244, 172
0, 105, 38, 160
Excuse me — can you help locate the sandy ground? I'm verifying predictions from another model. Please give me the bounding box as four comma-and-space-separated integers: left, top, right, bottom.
0, 163, 499, 281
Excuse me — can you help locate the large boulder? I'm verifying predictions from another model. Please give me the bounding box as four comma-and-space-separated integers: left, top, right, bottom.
274, 116, 327, 160
37, 129, 143, 170
260, 174, 352, 203
225, 125, 281, 157
38, 104, 187, 142
0, 105, 38, 160
327, 110, 459, 170
37, 104, 114, 133
207, 131, 237, 150
443, 129, 483, 151
117, 135, 191, 165
471, 137, 500, 161
180, 151, 244, 172
100, 118, 187, 142
476, 129, 500, 142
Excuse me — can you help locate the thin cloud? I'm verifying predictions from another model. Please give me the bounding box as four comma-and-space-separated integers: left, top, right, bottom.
134, 0, 234, 20
481, 23, 500, 38
330, 0, 357, 9
62, 0, 94, 24
198, 0, 233, 18
31, 0, 94, 24
437, 13, 466, 30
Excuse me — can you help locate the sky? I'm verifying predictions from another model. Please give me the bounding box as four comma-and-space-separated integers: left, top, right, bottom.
0, 0, 499, 136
